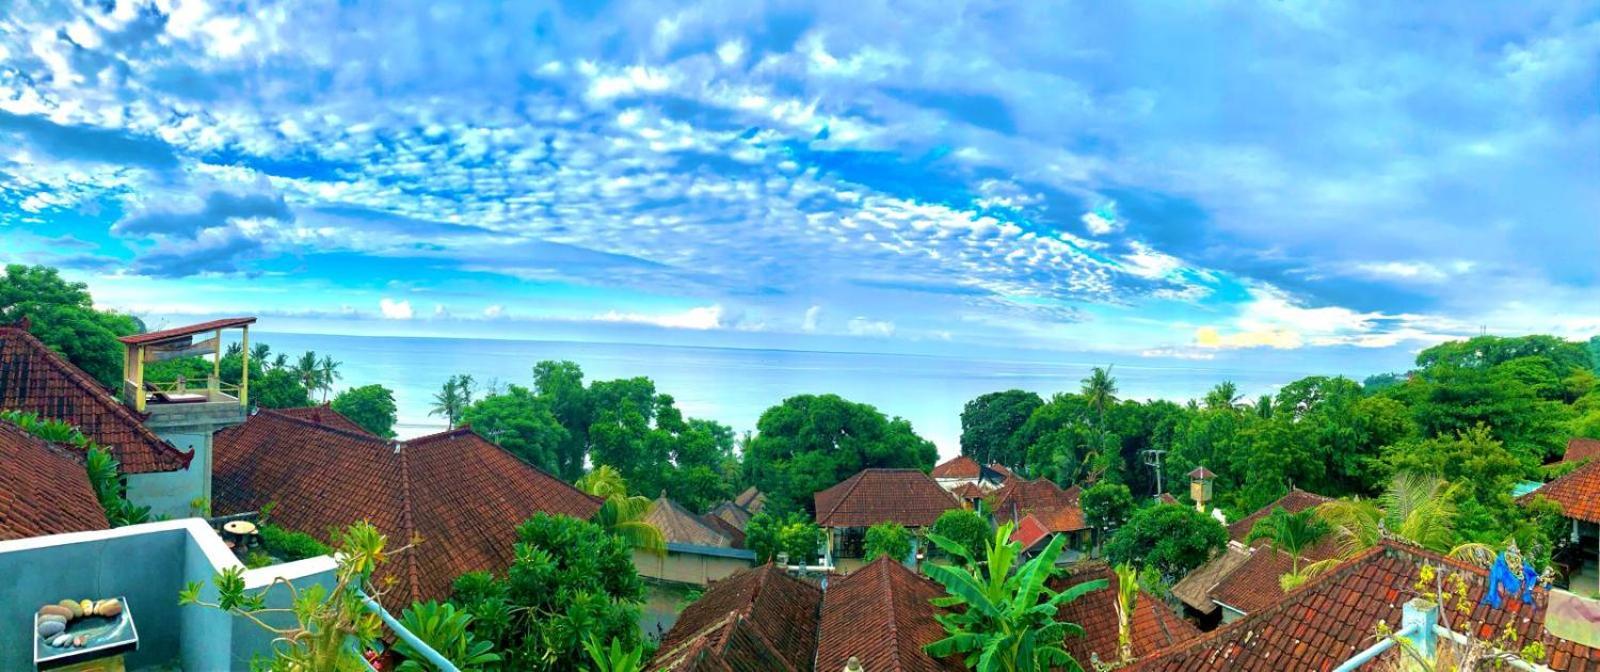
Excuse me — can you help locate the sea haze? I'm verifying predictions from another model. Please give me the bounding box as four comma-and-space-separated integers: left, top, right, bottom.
238, 331, 1392, 459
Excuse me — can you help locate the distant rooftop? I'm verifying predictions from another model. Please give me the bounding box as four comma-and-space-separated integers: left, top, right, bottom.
814, 468, 957, 529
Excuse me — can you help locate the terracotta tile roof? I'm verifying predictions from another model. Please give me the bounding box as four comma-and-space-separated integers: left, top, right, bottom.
116, 317, 256, 346
709, 501, 754, 531
273, 404, 374, 436
991, 478, 1079, 521
1208, 537, 1341, 615
814, 469, 958, 529
1135, 541, 1600, 671
1158, 493, 1179, 506
1525, 457, 1600, 524
0, 418, 109, 541
1565, 437, 1600, 463
1043, 500, 1088, 533
816, 556, 962, 672
701, 513, 747, 548
1054, 563, 1202, 667
213, 410, 600, 605
1011, 514, 1052, 551
0, 325, 190, 474
1225, 489, 1331, 543
932, 455, 982, 479
651, 564, 823, 671
734, 486, 768, 514
649, 494, 733, 548
1170, 545, 1253, 614
987, 463, 1016, 479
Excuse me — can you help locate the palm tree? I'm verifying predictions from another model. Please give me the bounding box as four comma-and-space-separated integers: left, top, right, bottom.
271, 353, 290, 371
1080, 366, 1119, 481
923, 521, 1106, 672
318, 355, 342, 403
250, 343, 271, 366
293, 351, 321, 393
429, 376, 466, 428
1317, 472, 1460, 557
1255, 394, 1274, 419
577, 465, 666, 557
1245, 506, 1334, 590
1203, 381, 1243, 411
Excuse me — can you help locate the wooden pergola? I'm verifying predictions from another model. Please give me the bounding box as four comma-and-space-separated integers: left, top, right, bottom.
118, 318, 257, 413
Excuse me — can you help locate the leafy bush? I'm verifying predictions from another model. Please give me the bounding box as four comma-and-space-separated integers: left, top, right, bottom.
395, 601, 500, 672
929, 509, 991, 564
864, 522, 912, 562
260, 524, 332, 561
745, 512, 824, 565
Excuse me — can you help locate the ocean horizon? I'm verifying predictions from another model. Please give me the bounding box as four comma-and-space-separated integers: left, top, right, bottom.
233, 330, 1357, 459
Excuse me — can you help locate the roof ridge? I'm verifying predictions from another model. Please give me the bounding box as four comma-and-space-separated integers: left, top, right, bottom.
1137, 544, 1386, 664
260, 408, 394, 445
0, 326, 192, 471
395, 441, 423, 610
876, 558, 907, 669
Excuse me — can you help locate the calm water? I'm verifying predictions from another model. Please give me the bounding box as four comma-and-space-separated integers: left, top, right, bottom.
245, 331, 1327, 458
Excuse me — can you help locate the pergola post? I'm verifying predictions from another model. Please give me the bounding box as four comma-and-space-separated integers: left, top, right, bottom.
240, 326, 250, 407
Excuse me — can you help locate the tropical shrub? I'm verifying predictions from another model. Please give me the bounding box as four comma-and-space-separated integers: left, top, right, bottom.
863, 521, 912, 562
395, 601, 500, 671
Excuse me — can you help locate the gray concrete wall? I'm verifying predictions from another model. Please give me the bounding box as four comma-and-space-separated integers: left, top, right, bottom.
0, 526, 188, 670
633, 549, 753, 587
0, 519, 338, 672
128, 463, 207, 520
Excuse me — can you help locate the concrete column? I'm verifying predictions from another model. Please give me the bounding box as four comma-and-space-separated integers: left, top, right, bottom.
1401, 597, 1439, 662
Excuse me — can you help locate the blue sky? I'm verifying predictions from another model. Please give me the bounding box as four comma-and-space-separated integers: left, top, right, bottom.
1, 1, 1597, 372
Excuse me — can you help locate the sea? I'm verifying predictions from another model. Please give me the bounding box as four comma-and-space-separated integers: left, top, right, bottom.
241, 331, 1353, 459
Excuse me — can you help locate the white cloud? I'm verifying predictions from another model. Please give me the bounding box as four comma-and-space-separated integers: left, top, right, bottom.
1081, 204, 1119, 235
594, 304, 724, 330
716, 40, 745, 66
483, 305, 504, 318
379, 298, 413, 320
847, 316, 895, 337
802, 305, 822, 332
433, 303, 449, 318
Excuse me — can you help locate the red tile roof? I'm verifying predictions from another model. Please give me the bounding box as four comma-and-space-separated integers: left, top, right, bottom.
1137, 541, 1600, 671
814, 469, 958, 529
213, 410, 600, 604
991, 477, 1079, 520
816, 556, 962, 672
1208, 537, 1342, 615
649, 494, 734, 548
1011, 514, 1052, 551
1157, 493, 1180, 506
1525, 457, 1600, 524
0, 419, 109, 541
1565, 437, 1600, 464
0, 325, 191, 474
734, 486, 768, 514
117, 317, 257, 346
987, 463, 1016, 479
932, 455, 982, 479
273, 404, 374, 436
709, 501, 754, 531
1054, 564, 1202, 667
651, 564, 823, 671
1225, 489, 1332, 543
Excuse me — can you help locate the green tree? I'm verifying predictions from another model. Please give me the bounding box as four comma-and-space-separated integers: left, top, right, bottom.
959, 390, 1044, 468
0, 264, 141, 388
1317, 473, 1460, 556
1080, 481, 1135, 547
1244, 507, 1333, 590
1416, 335, 1591, 378
1203, 381, 1243, 411
331, 384, 398, 438
863, 522, 913, 562
929, 508, 991, 565
744, 512, 824, 565
459, 385, 567, 473
576, 465, 666, 556
534, 361, 591, 480
1103, 504, 1227, 580
449, 514, 644, 671
922, 521, 1106, 672
744, 394, 938, 513
430, 374, 474, 429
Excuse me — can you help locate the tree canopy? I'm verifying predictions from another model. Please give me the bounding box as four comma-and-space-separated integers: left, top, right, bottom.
744, 393, 938, 514
331, 384, 398, 438
0, 264, 141, 389
1103, 504, 1227, 580
959, 389, 1043, 468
